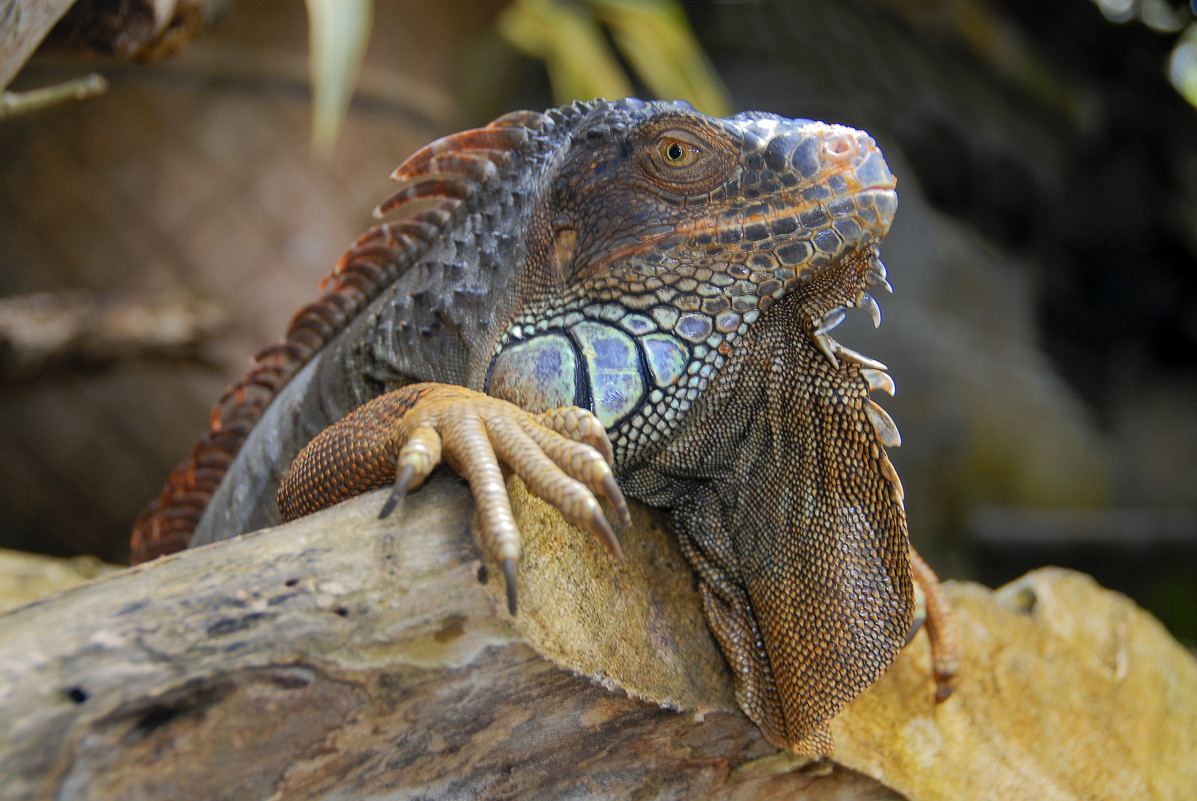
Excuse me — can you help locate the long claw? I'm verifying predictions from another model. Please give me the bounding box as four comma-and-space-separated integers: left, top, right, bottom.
834, 344, 887, 371
504, 557, 518, 616
866, 265, 893, 294
538, 407, 614, 466
587, 503, 623, 558
379, 463, 416, 519
813, 333, 840, 368
602, 473, 632, 528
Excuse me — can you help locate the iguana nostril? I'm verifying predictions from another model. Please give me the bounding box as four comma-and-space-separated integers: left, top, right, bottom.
823, 133, 853, 158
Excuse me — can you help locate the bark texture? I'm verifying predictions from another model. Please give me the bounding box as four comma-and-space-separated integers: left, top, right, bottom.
0, 479, 895, 801
3, 481, 1194, 800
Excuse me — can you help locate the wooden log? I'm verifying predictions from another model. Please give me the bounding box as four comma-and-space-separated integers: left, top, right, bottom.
0, 478, 894, 801
5, 475, 1194, 798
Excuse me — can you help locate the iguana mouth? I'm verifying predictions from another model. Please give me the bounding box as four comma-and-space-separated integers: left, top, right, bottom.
592, 195, 894, 282
673, 184, 896, 243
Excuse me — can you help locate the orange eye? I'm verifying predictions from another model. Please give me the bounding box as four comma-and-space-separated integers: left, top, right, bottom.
659, 138, 701, 167
632, 114, 735, 193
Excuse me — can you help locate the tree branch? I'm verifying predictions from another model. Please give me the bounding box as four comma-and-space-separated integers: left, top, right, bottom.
0, 290, 225, 382
0, 479, 892, 800
3, 478, 1191, 799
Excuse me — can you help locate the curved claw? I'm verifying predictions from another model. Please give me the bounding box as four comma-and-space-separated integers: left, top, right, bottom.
859, 293, 882, 328
602, 473, 632, 529
587, 505, 623, 558
379, 463, 416, 519
281, 383, 625, 618
504, 557, 518, 616
538, 406, 615, 466
813, 333, 840, 369
866, 264, 892, 294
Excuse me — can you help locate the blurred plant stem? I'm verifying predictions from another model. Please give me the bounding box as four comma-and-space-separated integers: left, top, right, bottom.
304, 0, 372, 155
591, 0, 731, 116
499, 0, 633, 102
301, 0, 730, 151
0, 73, 107, 119
499, 0, 731, 115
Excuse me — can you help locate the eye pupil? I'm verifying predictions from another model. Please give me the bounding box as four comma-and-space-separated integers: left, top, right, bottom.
667, 143, 683, 161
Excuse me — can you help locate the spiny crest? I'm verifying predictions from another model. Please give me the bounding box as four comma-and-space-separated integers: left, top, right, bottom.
130, 108, 558, 563
565, 97, 695, 137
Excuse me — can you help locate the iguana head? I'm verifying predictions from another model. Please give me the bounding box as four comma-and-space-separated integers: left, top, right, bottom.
488, 99, 898, 467
549, 99, 896, 288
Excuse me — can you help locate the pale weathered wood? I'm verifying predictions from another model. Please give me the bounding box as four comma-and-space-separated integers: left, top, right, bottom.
5, 479, 1190, 799
0, 0, 77, 88
0, 290, 225, 381
0, 478, 897, 801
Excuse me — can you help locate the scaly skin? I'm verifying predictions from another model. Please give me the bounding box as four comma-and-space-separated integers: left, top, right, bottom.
133, 99, 958, 754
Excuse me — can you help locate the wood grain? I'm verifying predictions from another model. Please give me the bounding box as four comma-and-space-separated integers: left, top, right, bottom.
0, 478, 895, 800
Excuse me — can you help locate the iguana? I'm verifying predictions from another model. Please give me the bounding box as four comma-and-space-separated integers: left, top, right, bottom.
132, 98, 957, 755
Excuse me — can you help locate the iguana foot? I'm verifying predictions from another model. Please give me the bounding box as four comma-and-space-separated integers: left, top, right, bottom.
278, 383, 631, 614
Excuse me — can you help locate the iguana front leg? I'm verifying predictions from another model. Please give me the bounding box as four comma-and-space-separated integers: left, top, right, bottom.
278, 383, 631, 613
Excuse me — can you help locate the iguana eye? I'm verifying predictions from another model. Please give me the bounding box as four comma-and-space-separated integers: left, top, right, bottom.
660, 138, 700, 167
632, 114, 737, 192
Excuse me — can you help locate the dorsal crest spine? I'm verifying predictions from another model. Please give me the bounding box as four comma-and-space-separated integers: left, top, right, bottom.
130, 108, 560, 561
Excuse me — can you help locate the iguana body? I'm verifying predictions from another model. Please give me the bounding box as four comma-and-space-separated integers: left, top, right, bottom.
133, 98, 956, 754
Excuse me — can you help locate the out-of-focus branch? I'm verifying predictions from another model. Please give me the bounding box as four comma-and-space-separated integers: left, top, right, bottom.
0, 72, 107, 118
1, 0, 229, 90
0, 290, 226, 382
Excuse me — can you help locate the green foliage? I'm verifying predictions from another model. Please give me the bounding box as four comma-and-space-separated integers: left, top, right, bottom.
499, 0, 731, 116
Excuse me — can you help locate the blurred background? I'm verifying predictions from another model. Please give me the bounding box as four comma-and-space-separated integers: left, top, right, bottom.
1, 0, 1195, 643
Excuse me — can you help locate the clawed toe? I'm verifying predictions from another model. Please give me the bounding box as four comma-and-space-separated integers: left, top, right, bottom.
281, 383, 628, 619
503, 557, 518, 615
366, 387, 627, 616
